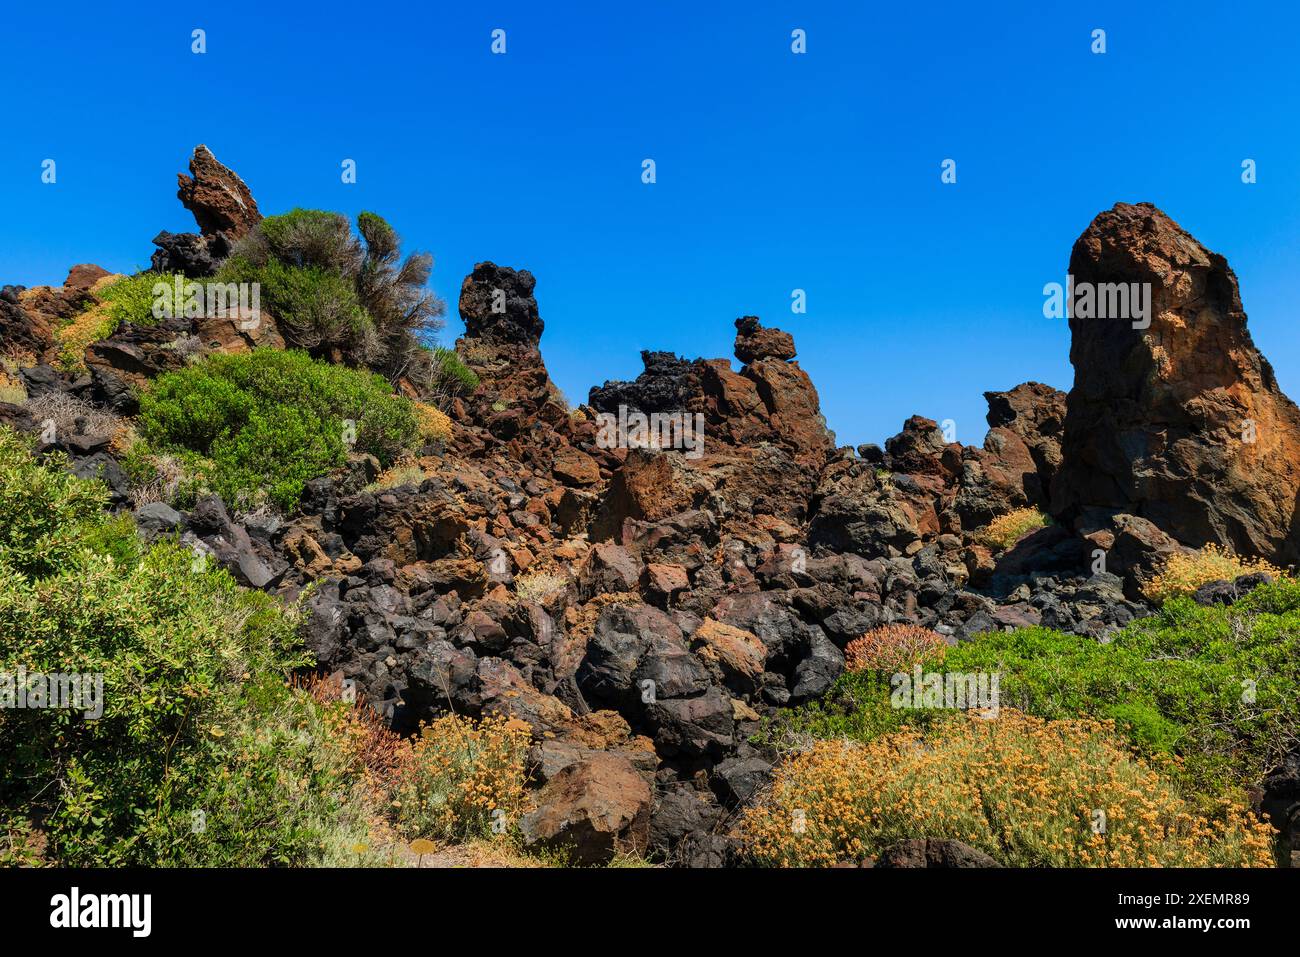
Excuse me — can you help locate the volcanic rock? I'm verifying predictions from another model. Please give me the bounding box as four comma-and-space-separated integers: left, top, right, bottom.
733, 315, 796, 363
519, 752, 652, 864
177, 145, 261, 239
872, 838, 999, 868
459, 262, 544, 345
1051, 202, 1300, 566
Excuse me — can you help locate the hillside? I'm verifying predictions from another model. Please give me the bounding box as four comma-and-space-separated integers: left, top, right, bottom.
1, 146, 1296, 869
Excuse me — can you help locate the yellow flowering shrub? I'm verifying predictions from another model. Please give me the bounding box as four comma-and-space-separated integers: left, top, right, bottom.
844, 624, 948, 673
413, 400, 452, 442
389, 713, 531, 842
739, 711, 1275, 868
974, 507, 1049, 550
1141, 543, 1284, 603
56, 302, 116, 373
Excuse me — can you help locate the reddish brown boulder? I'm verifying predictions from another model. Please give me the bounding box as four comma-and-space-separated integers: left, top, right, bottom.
177, 145, 261, 239
692, 617, 766, 690
984, 382, 1066, 500
519, 752, 652, 864
552, 445, 601, 486
1050, 202, 1300, 565
734, 315, 796, 363
644, 562, 690, 597
577, 543, 643, 598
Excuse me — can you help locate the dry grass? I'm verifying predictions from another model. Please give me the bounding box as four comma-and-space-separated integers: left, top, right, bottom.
515, 567, 569, 604
738, 710, 1276, 868
975, 507, 1050, 550
845, 624, 948, 673
23, 391, 123, 441
0, 374, 26, 406
55, 302, 115, 372
1141, 543, 1285, 604
364, 460, 432, 493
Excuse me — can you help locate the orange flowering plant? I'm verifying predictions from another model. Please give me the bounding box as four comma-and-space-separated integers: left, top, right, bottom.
739, 711, 1275, 868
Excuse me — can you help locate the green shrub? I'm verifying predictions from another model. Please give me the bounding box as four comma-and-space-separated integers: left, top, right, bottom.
138, 349, 422, 510
218, 255, 370, 349
430, 346, 480, 398
220, 209, 447, 390
942, 592, 1300, 799
99, 271, 184, 327
0, 429, 109, 578
765, 580, 1300, 803
0, 431, 382, 866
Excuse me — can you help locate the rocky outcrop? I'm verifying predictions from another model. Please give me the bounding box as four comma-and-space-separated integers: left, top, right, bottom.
151, 146, 261, 278
150, 229, 232, 278
982, 381, 1065, 508
733, 315, 795, 363
588, 350, 696, 415
2, 265, 111, 362
177, 145, 261, 239
459, 262, 544, 345
1051, 202, 1300, 567
17, 154, 1296, 869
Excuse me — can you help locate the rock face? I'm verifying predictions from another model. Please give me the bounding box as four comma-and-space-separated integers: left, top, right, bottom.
872, 837, 1000, 868
2, 265, 111, 362
152, 145, 261, 277
1051, 202, 1300, 566
983, 381, 1066, 508
459, 262, 544, 345
519, 752, 652, 864
177, 145, 261, 239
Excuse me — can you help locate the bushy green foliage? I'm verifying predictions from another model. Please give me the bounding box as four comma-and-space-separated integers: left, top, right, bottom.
220, 208, 446, 391
98, 271, 184, 326
0, 430, 378, 866
0, 429, 109, 577
218, 255, 370, 348
763, 580, 1300, 802
943, 587, 1300, 797
430, 346, 480, 397
138, 349, 423, 510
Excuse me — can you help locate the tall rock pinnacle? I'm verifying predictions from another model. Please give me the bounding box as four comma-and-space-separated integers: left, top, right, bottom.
1051, 202, 1300, 565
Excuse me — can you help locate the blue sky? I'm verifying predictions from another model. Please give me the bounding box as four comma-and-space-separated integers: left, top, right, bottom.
2, 1, 1298, 447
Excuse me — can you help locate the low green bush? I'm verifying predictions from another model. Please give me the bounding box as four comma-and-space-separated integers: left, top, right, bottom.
430, 346, 480, 398
99, 271, 182, 326
761, 580, 1300, 803
219, 208, 447, 391
138, 348, 423, 510
0, 429, 379, 866
0, 429, 109, 577
217, 255, 370, 349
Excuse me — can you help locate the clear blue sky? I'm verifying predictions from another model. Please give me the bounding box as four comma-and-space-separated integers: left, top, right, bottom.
3, 1, 1298, 447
